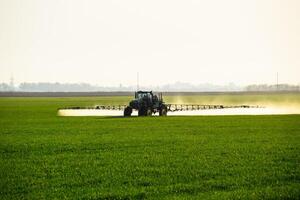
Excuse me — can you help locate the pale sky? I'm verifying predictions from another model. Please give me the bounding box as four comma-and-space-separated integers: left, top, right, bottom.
0, 0, 299, 86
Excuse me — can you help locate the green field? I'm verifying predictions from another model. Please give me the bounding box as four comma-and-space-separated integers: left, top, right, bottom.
0, 94, 300, 199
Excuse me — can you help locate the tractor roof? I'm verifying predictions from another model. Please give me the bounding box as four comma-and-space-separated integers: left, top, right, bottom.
136, 91, 152, 94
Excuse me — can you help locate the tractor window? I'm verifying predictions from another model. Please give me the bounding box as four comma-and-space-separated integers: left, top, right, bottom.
137, 93, 146, 99
137, 93, 151, 100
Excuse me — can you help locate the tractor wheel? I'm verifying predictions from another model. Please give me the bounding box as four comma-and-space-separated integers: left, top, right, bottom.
146, 108, 152, 116
138, 108, 145, 116
159, 106, 167, 116
124, 106, 132, 117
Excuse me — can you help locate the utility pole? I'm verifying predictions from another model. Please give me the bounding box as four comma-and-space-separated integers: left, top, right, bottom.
137, 72, 139, 91
276, 72, 279, 91
10, 75, 15, 91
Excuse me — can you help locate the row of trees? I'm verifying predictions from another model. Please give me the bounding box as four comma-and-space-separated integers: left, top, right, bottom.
245, 84, 300, 91
0, 83, 14, 91
0, 82, 134, 92
0, 82, 299, 92
0, 82, 243, 92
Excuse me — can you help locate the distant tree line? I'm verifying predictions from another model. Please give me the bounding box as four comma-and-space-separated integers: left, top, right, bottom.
19, 82, 100, 92
245, 84, 300, 92
0, 82, 299, 92
0, 82, 243, 92
0, 82, 134, 92
0, 83, 14, 91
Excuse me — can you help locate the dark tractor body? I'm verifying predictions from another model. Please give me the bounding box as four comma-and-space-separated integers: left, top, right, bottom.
124, 91, 167, 117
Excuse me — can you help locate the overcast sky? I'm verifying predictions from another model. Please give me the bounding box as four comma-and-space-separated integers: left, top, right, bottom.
0, 0, 299, 86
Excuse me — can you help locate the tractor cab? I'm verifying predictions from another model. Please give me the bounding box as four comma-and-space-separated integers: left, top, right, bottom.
135, 91, 152, 100
134, 91, 162, 102
131, 91, 154, 108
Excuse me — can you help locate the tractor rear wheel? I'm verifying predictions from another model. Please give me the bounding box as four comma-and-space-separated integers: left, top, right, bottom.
159, 106, 167, 116
124, 106, 132, 117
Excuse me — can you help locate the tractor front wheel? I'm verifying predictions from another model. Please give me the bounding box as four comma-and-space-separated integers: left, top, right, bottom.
124, 106, 132, 117
159, 106, 167, 116
138, 108, 145, 116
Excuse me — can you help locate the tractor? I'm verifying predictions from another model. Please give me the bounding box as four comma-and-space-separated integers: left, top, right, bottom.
124, 91, 167, 117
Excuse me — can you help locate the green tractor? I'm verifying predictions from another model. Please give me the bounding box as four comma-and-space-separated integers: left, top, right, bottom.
124, 91, 168, 117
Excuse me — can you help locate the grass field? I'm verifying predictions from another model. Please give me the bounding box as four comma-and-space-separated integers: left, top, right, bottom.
0, 93, 300, 199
